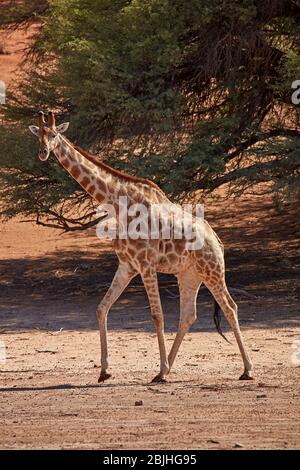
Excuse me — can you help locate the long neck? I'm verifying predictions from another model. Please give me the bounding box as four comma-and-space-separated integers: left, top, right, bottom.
53, 135, 169, 209
53, 135, 121, 206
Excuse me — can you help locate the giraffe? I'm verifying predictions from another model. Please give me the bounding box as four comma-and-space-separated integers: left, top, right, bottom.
29, 111, 253, 383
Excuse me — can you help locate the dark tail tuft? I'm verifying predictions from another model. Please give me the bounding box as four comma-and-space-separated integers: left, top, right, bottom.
213, 300, 231, 344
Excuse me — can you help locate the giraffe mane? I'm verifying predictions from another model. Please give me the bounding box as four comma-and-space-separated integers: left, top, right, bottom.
72, 144, 163, 193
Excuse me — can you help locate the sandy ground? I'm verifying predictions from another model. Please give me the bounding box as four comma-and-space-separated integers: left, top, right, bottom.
1, 327, 300, 450
0, 192, 299, 450
0, 20, 39, 87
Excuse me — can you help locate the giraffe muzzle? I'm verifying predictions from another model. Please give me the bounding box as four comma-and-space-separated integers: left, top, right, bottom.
39, 147, 50, 161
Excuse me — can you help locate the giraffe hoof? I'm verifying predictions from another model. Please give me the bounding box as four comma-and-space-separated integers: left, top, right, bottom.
239, 371, 253, 381
98, 372, 112, 383
151, 375, 167, 383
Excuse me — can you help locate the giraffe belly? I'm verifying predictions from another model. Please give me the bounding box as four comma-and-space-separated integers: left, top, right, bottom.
156, 263, 181, 274
113, 238, 192, 274
156, 251, 191, 274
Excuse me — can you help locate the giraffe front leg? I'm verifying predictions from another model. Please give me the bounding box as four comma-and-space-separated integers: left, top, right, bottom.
142, 269, 169, 383
167, 271, 201, 374
96, 263, 136, 383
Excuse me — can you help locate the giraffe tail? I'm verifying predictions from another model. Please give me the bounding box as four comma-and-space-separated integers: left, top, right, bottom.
213, 300, 231, 344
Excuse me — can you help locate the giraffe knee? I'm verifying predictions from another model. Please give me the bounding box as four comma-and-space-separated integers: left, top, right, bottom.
227, 299, 238, 320
221, 301, 240, 327
96, 305, 108, 324
227, 295, 237, 313
180, 309, 196, 329
152, 313, 163, 328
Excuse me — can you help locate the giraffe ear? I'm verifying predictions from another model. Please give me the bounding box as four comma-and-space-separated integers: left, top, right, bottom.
29, 125, 39, 136
56, 122, 69, 134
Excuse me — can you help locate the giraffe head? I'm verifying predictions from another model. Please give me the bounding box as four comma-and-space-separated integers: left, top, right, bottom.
29, 111, 69, 161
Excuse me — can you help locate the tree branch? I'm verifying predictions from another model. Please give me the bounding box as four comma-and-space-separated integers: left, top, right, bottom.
226, 128, 300, 163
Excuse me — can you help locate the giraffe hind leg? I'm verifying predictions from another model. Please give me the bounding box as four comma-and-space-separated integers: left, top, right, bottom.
206, 278, 253, 380
141, 267, 169, 383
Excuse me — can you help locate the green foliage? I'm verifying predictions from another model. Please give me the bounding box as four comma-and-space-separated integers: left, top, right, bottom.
1, 0, 300, 228
0, 125, 81, 222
